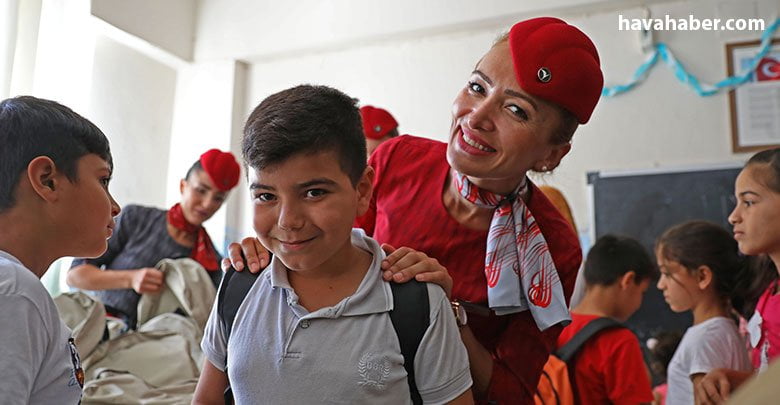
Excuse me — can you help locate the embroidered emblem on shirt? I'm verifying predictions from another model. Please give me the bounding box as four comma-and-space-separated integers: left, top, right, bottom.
358, 352, 390, 389
67, 338, 84, 387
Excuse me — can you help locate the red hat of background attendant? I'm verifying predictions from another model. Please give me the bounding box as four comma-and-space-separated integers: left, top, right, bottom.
508, 17, 603, 124
359, 106, 398, 140
199, 149, 240, 191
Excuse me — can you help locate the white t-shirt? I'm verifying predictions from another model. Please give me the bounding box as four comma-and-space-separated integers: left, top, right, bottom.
666, 316, 751, 405
0, 250, 83, 404
202, 229, 472, 404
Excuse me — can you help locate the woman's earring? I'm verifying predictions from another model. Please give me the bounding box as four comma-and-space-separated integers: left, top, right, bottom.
541, 165, 549, 172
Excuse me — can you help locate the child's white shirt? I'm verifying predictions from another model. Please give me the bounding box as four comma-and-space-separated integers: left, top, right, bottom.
666, 316, 751, 405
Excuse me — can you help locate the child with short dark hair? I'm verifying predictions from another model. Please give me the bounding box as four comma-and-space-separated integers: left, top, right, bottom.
194, 85, 473, 404
0, 96, 121, 403
557, 234, 656, 404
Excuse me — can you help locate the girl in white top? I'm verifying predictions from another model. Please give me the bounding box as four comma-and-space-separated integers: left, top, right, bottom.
656, 221, 752, 405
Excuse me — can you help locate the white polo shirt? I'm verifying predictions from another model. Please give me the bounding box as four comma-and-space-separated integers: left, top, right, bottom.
202, 229, 472, 404
0, 250, 83, 404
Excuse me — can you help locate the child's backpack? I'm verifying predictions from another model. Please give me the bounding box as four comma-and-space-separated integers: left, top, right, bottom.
217, 266, 430, 405
534, 317, 623, 405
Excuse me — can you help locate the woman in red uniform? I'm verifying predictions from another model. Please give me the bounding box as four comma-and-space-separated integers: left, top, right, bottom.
230, 17, 602, 404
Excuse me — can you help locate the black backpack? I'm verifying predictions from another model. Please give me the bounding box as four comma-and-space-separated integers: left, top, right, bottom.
217, 266, 430, 405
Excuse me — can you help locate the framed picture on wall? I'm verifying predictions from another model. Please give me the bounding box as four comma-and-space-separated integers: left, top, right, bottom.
726, 39, 780, 153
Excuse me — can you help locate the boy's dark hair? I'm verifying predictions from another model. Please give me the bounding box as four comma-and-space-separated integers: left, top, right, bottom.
242, 85, 366, 185
0, 96, 112, 213
584, 234, 656, 286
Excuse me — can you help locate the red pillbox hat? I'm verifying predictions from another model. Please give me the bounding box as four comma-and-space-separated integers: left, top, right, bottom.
359, 105, 398, 140
508, 17, 603, 124
199, 149, 240, 191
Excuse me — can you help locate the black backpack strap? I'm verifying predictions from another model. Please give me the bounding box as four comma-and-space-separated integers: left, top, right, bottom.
555, 317, 622, 363
218, 267, 261, 339
389, 280, 430, 405
217, 266, 261, 405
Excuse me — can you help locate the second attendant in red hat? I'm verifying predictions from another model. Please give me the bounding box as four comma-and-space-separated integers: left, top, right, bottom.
360, 105, 399, 158
68, 149, 240, 328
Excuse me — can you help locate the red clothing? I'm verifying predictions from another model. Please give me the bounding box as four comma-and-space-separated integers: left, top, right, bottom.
556, 313, 653, 405
167, 203, 219, 271
751, 282, 780, 369
356, 135, 581, 404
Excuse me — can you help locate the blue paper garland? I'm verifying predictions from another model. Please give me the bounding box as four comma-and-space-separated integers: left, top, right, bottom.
603, 17, 780, 97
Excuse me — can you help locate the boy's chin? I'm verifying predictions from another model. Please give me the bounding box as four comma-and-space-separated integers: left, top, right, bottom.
276, 255, 320, 273
77, 243, 110, 259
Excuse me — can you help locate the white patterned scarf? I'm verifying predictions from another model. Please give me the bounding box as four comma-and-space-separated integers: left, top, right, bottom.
454, 172, 570, 330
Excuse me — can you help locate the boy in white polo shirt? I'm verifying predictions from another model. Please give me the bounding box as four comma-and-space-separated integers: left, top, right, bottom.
194, 85, 473, 404
0, 96, 121, 403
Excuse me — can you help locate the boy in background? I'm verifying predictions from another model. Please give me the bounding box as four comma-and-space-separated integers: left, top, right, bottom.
194, 85, 472, 404
558, 235, 656, 404
0, 96, 121, 403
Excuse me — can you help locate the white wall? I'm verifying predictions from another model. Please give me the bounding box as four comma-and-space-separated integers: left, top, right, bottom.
167, 60, 248, 252
9, 0, 42, 97
0, 0, 20, 99
18, 0, 179, 213
32, 0, 95, 113
193, 0, 680, 61
91, 0, 196, 61
90, 35, 177, 209
239, 0, 778, 237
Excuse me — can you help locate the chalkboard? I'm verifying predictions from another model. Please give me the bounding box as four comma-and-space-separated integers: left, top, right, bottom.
587, 164, 743, 345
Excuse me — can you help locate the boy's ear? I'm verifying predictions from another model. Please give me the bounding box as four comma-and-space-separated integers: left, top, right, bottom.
619, 270, 637, 290
355, 166, 374, 216
27, 156, 60, 202
696, 265, 713, 290
179, 178, 186, 195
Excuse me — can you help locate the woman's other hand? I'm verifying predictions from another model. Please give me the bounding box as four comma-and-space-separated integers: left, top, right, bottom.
223, 236, 271, 273
381, 244, 453, 299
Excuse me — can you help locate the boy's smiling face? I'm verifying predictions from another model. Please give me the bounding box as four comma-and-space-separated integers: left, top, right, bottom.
249, 151, 372, 275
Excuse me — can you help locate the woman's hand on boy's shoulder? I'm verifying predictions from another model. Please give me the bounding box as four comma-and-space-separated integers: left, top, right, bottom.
224, 236, 271, 273
381, 244, 452, 299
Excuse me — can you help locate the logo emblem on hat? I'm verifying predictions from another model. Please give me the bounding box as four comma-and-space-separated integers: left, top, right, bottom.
537, 67, 551, 83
